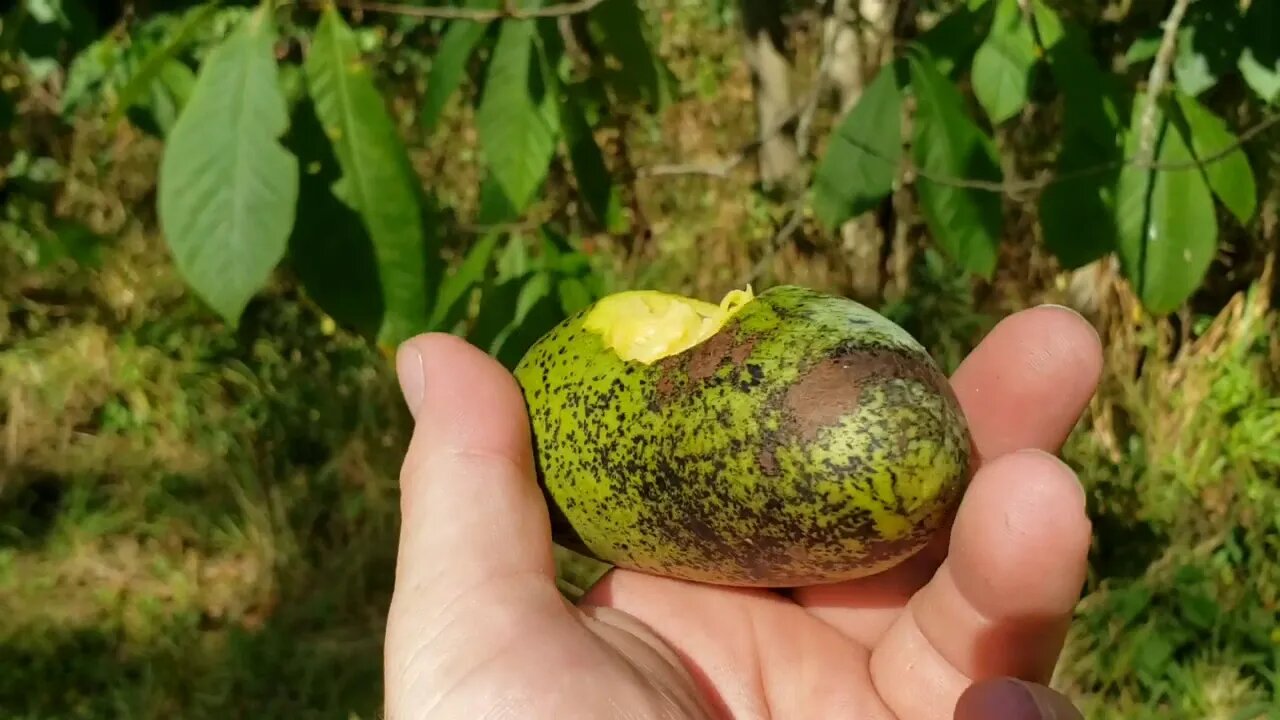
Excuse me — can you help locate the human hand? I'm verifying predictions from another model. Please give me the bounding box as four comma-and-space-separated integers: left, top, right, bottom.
384, 304, 1101, 719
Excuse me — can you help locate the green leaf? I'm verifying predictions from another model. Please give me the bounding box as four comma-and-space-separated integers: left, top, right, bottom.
477, 16, 558, 213
811, 60, 904, 230
1124, 33, 1162, 66
427, 232, 502, 332
1029, 0, 1063, 48
138, 60, 197, 136
915, 0, 995, 78
588, 0, 670, 108
285, 95, 384, 339
306, 7, 432, 348
1173, 91, 1256, 225
559, 80, 624, 231
907, 48, 1003, 278
553, 543, 612, 602
534, 18, 624, 232
110, 2, 220, 126
420, 9, 494, 135
1038, 14, 1126, 269
492, 271, 566, 369
1238, 0, 1279, 103
1039, 136, 1120, 269
1115, 100, 1218, 315
469, 273, 524, 351
476, 174, 520, 226
157, 8, 299, 325
970, 0, 1038, 125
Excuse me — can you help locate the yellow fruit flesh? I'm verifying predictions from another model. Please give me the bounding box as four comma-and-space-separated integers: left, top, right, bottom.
583, 287, 756, 364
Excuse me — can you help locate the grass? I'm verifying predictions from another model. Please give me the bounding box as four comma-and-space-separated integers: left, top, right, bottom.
2, 230, 410, 717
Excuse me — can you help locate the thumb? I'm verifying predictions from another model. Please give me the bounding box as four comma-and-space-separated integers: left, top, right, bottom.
384, 334, 565, 710
390, 332, 558, 592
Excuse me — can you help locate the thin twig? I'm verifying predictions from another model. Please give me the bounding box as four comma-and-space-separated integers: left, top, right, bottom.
795, 2, 847, 159
644, 110, 1280, 194
319, 0, 606, 21
1136, 0, 1193, 166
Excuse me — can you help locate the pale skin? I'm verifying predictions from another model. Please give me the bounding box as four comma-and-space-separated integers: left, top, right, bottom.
385, 305, 1103, 719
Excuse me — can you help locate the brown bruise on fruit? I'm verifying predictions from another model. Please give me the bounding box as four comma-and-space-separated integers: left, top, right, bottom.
513, 285, 972, 587
782, 347, 956, 443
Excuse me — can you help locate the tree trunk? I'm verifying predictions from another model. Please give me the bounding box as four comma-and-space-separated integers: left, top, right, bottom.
740, 0, 800, 191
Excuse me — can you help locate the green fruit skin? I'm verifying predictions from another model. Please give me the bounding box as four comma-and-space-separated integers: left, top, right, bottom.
513, 285, 972, 587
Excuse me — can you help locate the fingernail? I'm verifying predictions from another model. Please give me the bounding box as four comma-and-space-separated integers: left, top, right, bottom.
1039, 303, 1101, 343
396, 342, 425, 419
1012, 448, 1087, 509
955, 678, 1044, 720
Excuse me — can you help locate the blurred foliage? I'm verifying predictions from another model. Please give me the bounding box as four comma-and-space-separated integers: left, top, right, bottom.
2, 0, 1280, 718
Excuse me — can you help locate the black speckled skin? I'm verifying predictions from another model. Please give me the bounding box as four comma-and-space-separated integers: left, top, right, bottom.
513, 285, 972, 587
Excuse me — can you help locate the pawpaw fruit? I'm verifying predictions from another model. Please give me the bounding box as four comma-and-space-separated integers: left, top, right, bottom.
512, 285, 971, 587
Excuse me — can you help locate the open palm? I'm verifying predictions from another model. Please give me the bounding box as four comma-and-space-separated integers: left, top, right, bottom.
384, 305, 1101, 719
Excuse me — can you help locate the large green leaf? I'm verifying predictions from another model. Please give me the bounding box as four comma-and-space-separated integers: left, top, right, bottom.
970, 0, 1038, 125
559, 86, 624, 230
1115, 101, 1218, 315
1037, 8, 1126, 268
420, 8, 495, 135
907, 48, 1003, 278
157, 9, 298, 325
477, 16, 559, 213
285, 95, 384, 339
306, 7, 431, 348
1174, 91, 1256, 225
534, 17, 623, 231
811, 60, 904, 230
587, 0, 670, 108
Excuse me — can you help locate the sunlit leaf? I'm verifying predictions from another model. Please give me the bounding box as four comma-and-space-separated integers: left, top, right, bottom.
811, 60, 904, 230
1115, 100, 1218, 315
1174, 91, 1256, 225
970, 0, 1038, 125
157, 8, 298, 324
477, 15, 558, 213
306, 7, 433, 347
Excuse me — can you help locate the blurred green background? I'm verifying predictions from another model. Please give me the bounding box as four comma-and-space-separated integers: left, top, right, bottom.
2, 0, 1279, 718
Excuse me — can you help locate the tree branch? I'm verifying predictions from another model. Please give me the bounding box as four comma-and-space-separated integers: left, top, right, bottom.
1136, 0, 1193, 165
644, 109, 1280, 195
318, 0, 606, 21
